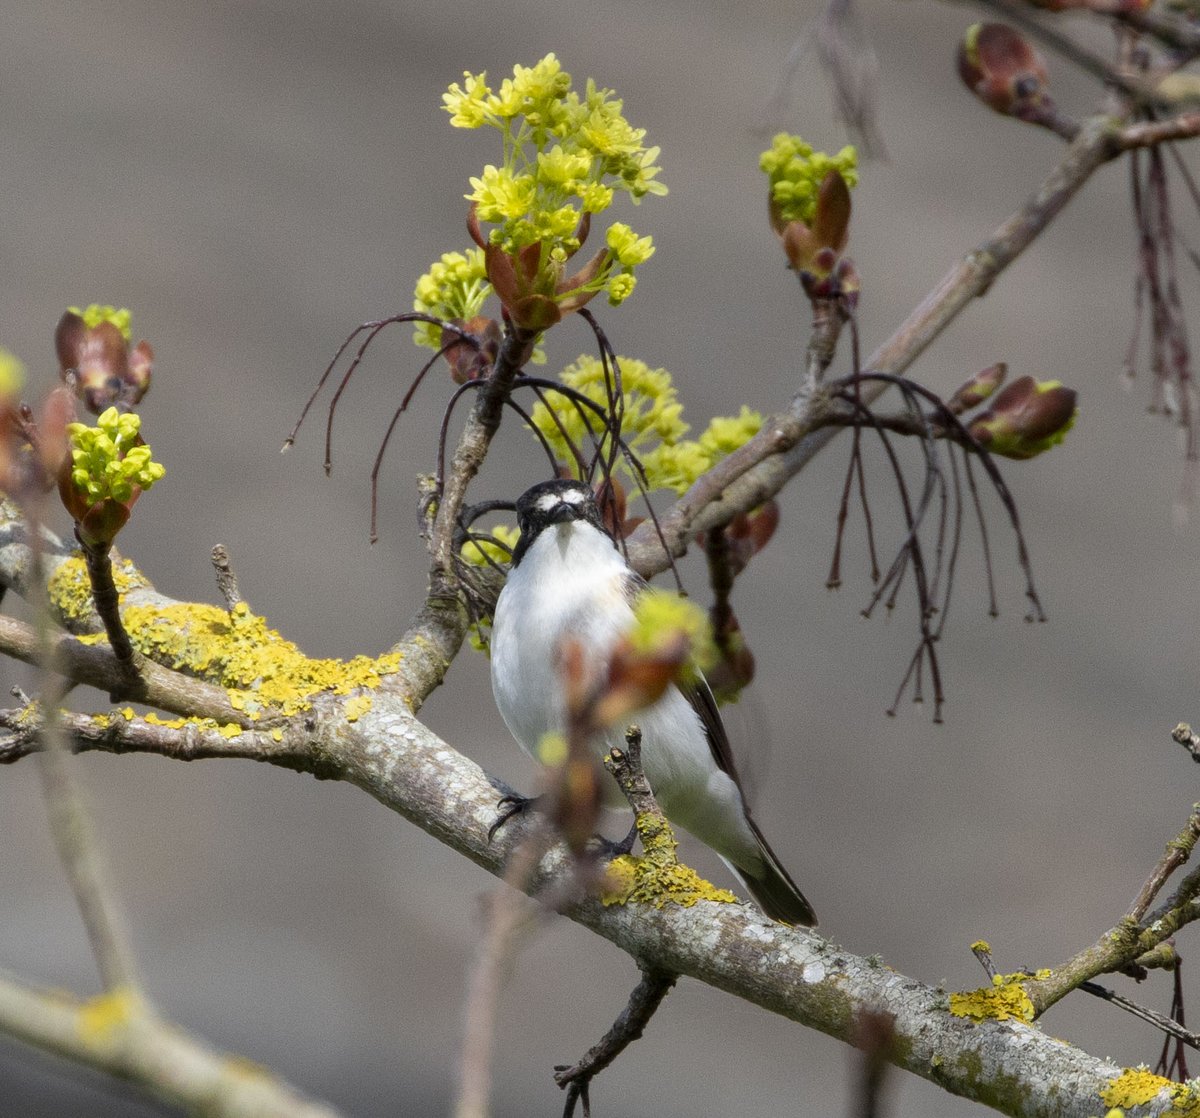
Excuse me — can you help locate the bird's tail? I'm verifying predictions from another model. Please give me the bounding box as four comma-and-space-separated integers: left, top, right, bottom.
724, 815, 817, 927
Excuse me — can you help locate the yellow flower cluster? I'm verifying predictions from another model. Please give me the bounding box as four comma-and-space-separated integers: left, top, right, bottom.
443, 54, 664, 308
528, 355, 763, 495
411, 249, 490, 351
642, 406, 764, 495
759, 134, 858, 227
66, 407, 165, 505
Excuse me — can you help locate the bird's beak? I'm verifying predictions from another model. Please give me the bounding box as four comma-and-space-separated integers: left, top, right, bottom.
547, 501, 579, 525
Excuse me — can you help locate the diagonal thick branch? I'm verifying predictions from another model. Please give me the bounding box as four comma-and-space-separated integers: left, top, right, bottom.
0, 674, 1154, 1118
622, 113, 1129, 578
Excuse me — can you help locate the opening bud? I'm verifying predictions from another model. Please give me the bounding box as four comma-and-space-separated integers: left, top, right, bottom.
957, 23, 1050, 121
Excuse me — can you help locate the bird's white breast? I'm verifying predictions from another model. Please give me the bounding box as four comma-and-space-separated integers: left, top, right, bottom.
491, 523, 632, 757
490, 519, 763, 866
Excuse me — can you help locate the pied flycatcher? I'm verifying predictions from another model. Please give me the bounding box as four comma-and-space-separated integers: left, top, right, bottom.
490, 478, 816, 926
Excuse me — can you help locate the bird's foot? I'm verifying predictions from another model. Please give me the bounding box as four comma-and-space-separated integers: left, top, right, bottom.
590, 820, 639, 860
487, 793, 542, 843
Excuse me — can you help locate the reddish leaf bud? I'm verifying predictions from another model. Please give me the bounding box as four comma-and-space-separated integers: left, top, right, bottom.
957, 23, 1049, 120
947, 362, 1007, 415
125, 341, 153, 404
444, 315, 500, 384
967, 375, 1078, 459
54, 310, 155, 414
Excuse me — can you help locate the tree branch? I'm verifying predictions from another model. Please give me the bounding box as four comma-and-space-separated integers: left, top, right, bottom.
0, 675, 1164, 1118
0, 970, 345, 1118
0, 613, 255, 726
623, 113, 1127, 578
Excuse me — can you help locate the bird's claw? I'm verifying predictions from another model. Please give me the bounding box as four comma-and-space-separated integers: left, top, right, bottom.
487, 792, 540, 843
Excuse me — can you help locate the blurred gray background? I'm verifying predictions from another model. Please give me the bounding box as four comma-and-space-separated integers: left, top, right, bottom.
2, 1, 1198, 1115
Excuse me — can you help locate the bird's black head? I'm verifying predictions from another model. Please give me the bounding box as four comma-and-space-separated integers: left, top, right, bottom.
510, 479, 606, 567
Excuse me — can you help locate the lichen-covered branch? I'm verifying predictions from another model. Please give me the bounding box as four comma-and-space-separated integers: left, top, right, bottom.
0, 613, 252, 726
1021, 799, 1200, 1015
0, 971, 344, 1118
0, 676, 1166, 1118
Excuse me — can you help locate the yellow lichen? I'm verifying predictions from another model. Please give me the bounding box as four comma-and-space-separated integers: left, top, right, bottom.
77, 986, 144, 1042
948, 972, 1039, 1024
53, 550, 404, 732
600, 851, 737, 909
58, 582, 402, 719
48, 554, 148, 628
1101, 1068, 1200, 1117
599, 806, 737, 910
117, 599, 402, 717
970, 939, 991, 953
143, 712, 187, 729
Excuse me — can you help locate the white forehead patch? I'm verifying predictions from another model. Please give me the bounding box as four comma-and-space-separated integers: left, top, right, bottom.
534, 488, 587, 512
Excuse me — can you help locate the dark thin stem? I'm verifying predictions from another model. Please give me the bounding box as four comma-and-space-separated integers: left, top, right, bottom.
323, 320, 395, 473
78, 537, 138, 685
431, 324, 538, 587
502, 395, 561, 472
553, 965, 678, 1118
841, 395, 944, 716
519, 378, 603, 475
962, 451, 999, 618
578, 308, 625, 483
369, 341, 465, 542
852, 372, 1045, 621
827, 428, 860, 590
1080, 980, 1198, 1050
435, 380, 487, 494
283, 312, 473, 452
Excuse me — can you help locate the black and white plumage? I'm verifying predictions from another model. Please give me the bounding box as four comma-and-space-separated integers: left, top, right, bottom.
490, 478, 816, 926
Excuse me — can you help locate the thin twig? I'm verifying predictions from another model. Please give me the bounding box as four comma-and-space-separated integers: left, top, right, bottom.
1129, 803, 1200, 921
25, 495, 142, 994
553, 965, 678, 1118
455, 833, 551, 1118
624, 114, 1129, 579
1080, 979, 1199, 1050
211, 543, 241, 610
